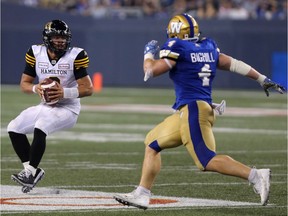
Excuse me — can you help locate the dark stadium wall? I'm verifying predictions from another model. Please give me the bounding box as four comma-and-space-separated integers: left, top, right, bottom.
2, 2, 287, 89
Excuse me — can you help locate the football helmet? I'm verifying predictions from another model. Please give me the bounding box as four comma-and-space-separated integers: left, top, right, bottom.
167, 13, 200, 41
42, 20, 72, 55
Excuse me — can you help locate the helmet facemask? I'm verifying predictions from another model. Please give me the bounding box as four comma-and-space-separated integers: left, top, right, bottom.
167, 13, 200, 41
43, 20, 72, 56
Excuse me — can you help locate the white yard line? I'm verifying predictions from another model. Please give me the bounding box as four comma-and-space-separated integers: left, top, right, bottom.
82, 104, 287, 116
1, 126, 286, 143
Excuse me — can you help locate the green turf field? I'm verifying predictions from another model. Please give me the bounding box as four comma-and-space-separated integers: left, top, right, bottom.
1, 85, 287, 216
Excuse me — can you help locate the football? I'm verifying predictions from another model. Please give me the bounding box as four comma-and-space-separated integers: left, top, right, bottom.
41, 78, 59, 105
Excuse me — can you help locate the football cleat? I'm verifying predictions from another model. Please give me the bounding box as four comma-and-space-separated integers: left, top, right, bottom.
114, 190, 151, 210
252, 169, 271, 206
11, 168, 45, 193
22, 185, 32, 193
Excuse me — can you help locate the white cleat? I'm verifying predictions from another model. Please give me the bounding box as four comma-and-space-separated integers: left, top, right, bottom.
252, 169, 271, 206
114, 190, 150, 210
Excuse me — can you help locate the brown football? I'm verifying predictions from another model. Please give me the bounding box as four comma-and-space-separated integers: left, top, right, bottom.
41, 78, 58, 105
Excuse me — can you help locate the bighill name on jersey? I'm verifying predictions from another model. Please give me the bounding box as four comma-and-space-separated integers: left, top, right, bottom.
191, 52, 215, 63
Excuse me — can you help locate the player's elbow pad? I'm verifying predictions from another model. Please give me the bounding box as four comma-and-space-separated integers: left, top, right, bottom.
230, 58, 251, 76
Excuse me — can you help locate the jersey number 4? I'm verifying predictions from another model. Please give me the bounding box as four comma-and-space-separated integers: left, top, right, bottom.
198, 64, 211, 86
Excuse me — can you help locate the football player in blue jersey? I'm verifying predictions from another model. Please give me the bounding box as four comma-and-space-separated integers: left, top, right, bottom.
114, 13, 285, 209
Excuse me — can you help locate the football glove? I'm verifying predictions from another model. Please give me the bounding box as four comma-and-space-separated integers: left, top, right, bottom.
144, 40, 159, 57
262, 78, 285, 97
212, 100, 226, 115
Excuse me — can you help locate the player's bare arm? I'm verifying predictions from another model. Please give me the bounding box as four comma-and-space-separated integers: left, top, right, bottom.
20, 74, 37, 94
143, 40, 176, 81
143, 58, 174, 78
218, 53, 285, 96
76, 75, 93, 97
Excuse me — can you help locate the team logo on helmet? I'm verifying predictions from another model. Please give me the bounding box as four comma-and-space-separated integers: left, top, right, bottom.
167, 13, 200, 41
44, 22, 52, 31
170, 22, 183, 34
42, 20, 72, 56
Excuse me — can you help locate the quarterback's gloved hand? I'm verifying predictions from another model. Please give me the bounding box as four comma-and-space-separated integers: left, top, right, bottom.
144, 40, 159, 57
262, 78, 285, 97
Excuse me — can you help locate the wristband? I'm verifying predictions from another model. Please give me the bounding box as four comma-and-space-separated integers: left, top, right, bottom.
32, 85, 37, 94
256, 74, 267, 85
63, 88, 79, 98
144, 53, 154, 60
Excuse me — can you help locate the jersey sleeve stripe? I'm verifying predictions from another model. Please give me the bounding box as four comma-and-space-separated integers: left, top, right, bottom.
160, 50, 179, 60
75, 64, 89, 69
25, 53, 35, 62
74, 57, 89, 69
74, 57, 89, 63
25, 53, 36, 66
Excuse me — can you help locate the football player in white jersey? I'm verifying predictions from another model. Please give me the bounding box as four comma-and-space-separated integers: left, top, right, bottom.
114, 14, 285, 209
7, 20, 93, 193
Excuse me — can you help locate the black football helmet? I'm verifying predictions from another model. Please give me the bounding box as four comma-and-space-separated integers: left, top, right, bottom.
43, 20, 72, 55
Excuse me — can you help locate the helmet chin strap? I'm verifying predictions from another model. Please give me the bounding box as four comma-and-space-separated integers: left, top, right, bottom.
49, 43, 67, 57
183, 36, 199, 42
47, 48, 66, 59
54, 49, 66, 57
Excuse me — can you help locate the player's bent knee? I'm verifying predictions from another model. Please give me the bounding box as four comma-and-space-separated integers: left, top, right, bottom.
147, 140, 162, 152
7, 120, 17, 133
195, 161, 206, 171
196, 154, 218, 171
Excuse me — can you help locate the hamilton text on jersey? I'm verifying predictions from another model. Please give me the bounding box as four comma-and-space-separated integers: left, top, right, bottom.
190, 52, 215, 63
40, 69, 68, 75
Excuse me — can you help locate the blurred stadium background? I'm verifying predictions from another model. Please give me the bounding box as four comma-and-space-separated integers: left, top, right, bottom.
1, 0, 287, 89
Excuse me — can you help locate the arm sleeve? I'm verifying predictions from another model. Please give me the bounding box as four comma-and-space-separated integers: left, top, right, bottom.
23, 47, 37, 78
74, 50, 89, 80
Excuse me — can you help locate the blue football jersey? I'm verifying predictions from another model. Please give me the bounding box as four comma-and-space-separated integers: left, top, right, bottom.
160, 37, 220, 109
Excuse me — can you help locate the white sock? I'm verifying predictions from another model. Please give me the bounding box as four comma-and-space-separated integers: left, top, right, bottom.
248, 168, 258, 184
26, 165, 37, 176
22, 161, 30, 169
136, 186, 151, 196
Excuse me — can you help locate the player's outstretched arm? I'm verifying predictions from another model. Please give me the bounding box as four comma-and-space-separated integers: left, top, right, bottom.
143, 40, 175, 81
143, 40, 160, 81
218, 53, 286, 96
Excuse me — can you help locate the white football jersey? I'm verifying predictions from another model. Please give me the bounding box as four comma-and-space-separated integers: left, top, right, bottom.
32, 45, 82, 114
